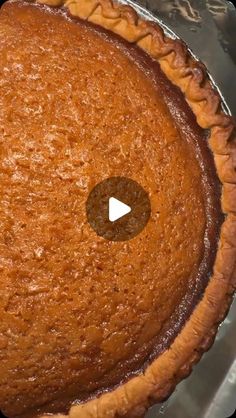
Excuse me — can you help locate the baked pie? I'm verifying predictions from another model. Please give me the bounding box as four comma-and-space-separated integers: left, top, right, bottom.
0, 1, 235, 417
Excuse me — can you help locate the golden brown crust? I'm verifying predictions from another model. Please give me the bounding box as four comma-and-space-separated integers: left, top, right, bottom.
18, 0, 236, 416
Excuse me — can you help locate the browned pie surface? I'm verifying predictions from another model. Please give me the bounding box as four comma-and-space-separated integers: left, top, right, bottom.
0, 1, 222, 417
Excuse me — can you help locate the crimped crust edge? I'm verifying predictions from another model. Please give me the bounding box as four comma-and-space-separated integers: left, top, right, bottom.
12, 0, 236, 417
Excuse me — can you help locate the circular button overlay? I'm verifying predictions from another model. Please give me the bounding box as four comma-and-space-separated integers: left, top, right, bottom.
86, 177, 151, 242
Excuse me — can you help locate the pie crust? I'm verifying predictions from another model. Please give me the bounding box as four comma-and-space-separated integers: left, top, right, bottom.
2, 1, 236, 417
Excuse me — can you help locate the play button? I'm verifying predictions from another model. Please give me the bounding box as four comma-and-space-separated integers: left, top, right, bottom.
86, 176, 151, 241
109, 197, 131, 222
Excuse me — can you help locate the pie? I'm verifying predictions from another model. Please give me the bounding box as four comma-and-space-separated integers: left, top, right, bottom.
0, 0, 235, 417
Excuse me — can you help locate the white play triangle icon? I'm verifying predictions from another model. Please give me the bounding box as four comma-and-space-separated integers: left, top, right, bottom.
109, 197, 131, 222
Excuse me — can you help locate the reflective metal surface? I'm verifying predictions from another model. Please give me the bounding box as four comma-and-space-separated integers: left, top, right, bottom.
120, 1, 236, 417
123, 0, 236, 114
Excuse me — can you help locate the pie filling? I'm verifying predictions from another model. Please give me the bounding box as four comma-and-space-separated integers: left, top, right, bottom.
0, 1, 222, 417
